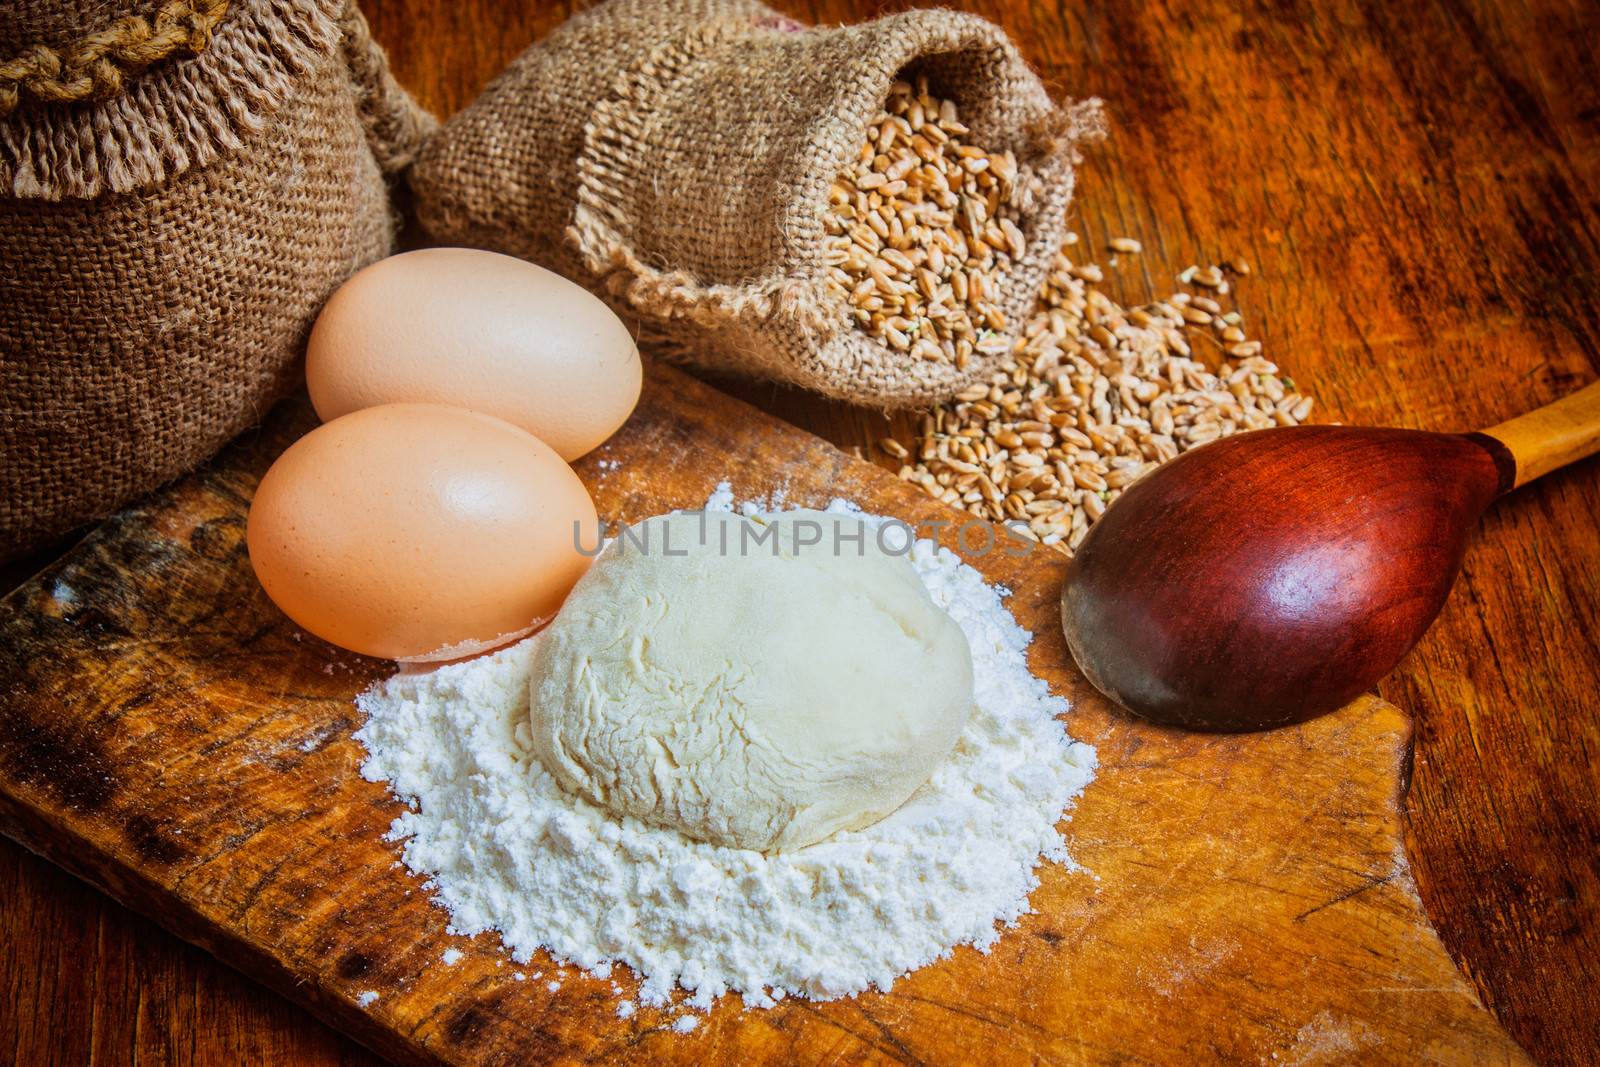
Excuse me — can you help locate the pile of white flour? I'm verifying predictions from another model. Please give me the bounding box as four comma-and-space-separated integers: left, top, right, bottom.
356, 493, 1097, 1011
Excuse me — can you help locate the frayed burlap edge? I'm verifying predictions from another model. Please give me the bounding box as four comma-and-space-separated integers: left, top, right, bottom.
0, 0, 344, 199
565, 6, 1105, 409
568, 19, 839, 346
339, 0, 436, 177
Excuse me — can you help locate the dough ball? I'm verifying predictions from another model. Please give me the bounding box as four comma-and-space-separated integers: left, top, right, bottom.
528, 510, 974, 852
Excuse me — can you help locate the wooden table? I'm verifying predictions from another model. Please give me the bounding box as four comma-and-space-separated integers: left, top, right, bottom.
3, 0, 1596, 1063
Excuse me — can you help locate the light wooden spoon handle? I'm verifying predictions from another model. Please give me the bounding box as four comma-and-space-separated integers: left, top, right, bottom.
1479, 379, 1600, 491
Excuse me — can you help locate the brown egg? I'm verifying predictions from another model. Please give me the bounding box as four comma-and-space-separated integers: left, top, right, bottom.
306, 248, 641, 461
247, 403, 597, 661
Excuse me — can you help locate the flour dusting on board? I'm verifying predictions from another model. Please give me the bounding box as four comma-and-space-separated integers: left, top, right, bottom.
356, 488, 1097, 1013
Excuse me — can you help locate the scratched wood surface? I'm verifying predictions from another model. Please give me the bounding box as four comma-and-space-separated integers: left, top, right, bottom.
0, 366, 1529, 1064
2, 0, 1597, 1064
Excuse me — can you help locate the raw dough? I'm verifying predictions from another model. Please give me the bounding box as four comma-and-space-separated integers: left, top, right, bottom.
527, 509, 974, 851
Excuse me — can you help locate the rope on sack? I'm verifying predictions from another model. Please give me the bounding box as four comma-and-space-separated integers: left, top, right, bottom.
0, 0, 230, 117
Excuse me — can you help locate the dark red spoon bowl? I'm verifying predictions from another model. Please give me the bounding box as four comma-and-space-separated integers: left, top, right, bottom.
1060, 381, 1600, 732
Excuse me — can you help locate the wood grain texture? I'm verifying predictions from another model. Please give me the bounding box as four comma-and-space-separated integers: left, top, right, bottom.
2, 0, 1597, 1063
0, 838, 380, 1067
0, 369, 1527, 1064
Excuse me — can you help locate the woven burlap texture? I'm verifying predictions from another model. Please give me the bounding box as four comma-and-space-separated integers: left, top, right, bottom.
410, 0, 1102, 410
0, 0, 435, 560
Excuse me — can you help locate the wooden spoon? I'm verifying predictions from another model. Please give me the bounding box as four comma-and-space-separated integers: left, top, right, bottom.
1060, 381, 1600, 731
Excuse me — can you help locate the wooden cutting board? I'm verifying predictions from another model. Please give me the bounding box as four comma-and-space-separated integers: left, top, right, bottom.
0, 363, 1526, 1065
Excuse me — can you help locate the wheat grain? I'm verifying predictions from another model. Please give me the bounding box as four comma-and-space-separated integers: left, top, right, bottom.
824, 78, 1031, 363
902, 243, 1313, 555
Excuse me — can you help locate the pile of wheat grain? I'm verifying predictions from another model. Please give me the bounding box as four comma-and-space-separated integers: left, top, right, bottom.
823, 78, 1031, 370
887, 239, 1313, 554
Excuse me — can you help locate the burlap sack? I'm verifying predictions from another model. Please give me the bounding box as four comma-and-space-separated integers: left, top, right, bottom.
410, 0, 1102, 410
0, 0, 434, 561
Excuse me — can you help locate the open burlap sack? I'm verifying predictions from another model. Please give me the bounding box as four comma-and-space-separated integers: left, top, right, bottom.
0, 0, 434, 561
410, 0, 1102, 410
